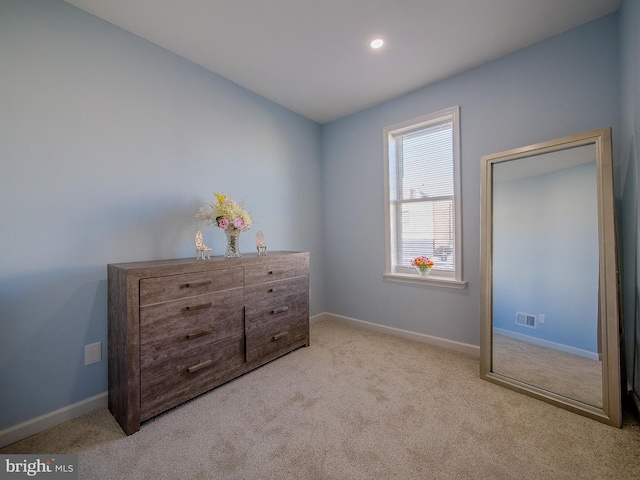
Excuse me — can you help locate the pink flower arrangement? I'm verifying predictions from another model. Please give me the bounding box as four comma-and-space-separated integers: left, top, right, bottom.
412, 256, 434, 276
197, 192, 253, 232
411, 256, 434, 269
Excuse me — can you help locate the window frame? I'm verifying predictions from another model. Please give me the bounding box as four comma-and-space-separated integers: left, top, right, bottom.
383, 106, 466, 289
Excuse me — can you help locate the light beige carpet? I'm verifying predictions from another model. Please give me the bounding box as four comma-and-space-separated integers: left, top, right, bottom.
2, 318, 640, 479
493, 333, 603, 408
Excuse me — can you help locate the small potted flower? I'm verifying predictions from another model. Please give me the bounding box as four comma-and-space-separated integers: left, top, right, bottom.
411, 256, 434, 276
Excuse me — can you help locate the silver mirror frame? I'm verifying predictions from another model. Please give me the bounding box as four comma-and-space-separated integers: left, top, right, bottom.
480, 127, 622, 427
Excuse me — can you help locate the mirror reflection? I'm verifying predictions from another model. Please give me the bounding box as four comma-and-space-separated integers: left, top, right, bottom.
480, 128, 622, 427
492, 145, 602, 408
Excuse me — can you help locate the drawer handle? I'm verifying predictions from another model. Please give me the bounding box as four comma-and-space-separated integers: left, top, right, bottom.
268, 286, 287, 293
270, 306, 289, 314
181, 280, 212, 289
187, 329, 213, 340
185, 302, 212, 312
272, 332, 288, 341
187, 359, 213, 373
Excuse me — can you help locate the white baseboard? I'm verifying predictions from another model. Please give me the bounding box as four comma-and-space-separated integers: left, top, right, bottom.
494, 328, 599, 360
0, 392, 108, 449
321, 312, 480, 357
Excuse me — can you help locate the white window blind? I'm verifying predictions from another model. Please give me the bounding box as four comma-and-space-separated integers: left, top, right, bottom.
384, 106, 463, 284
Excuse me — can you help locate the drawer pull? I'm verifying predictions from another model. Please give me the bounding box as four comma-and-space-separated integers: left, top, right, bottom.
187, 359, 213, 373
272, 332, 288, 341
185, 302, 212, 312
187, 329, 213, 340
181, 280, 212, 289
268, 286, 287, 293
271, 306, 289, 314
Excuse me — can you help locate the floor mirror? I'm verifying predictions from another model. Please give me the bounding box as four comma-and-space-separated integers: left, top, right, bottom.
480, 127, 622, 427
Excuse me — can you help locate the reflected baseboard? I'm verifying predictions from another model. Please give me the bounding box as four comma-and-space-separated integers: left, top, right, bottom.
494, 328, 599, 360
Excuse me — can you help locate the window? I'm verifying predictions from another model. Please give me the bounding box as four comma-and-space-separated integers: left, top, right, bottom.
383, 106, 465, 288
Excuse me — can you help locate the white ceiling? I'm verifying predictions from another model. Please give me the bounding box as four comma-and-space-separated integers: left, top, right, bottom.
63, 0, 620, 124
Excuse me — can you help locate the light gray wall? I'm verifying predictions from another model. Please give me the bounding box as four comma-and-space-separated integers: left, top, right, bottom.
619, 0, 640, 400
493, 163, 599, 353
0, 0, 324, 431
321, 14, 619, 347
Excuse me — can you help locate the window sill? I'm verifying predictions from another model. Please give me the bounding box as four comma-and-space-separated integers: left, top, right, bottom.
383, 272, 468, 289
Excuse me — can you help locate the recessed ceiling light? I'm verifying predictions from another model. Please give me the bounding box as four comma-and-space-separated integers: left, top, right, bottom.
370, 38, 384, 49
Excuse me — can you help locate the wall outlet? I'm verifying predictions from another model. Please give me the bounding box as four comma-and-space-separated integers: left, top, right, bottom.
85, 342, 102, 365
538, 314, 545, 324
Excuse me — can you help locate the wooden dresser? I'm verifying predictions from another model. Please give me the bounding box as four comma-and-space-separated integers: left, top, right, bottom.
107, 251, 309, 435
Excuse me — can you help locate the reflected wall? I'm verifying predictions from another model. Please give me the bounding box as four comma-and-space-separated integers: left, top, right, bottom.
492, 154, 602, 407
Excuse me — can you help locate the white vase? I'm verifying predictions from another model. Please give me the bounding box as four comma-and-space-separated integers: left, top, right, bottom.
415, 266, 432, 276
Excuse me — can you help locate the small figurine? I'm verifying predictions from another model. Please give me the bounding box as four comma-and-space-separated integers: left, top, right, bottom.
256, 231, 267, 256
195, 231, 212, 260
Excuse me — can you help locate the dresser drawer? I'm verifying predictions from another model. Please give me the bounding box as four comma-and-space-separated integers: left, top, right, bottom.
140, 288, 243, 368
140, 267, 243, 306
245, 276, 308, 304
245, 316, 308, 364
243, 257, 308, 286
140, 335, 245, 421
245, 279, 308, 333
